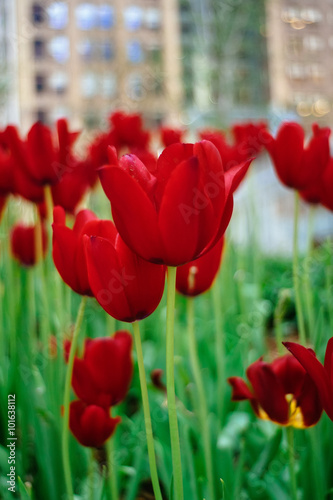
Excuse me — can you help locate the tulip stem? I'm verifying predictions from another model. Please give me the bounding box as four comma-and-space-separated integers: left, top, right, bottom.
303, 205, 315, 339
212, 278, 225, 424
292, 192, 306, 345
187, 297, 216, 500
166, 266, 184, 500
286, 426, 298, 500
106, 437, 119, 500
132, 320, 163, 500
62, 296, 87, 499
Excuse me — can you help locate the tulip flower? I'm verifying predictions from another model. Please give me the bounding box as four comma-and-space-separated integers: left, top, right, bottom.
263, 122, 331, 190
176, 237, 224, 296
66, 331, 133, 408
231, 121, 268, 157
108, 111, 150, 151
51, 159, 91, 214
160, 127, 184, 147
52, 206, 116, 296
99, 141, 251, 266
11, 223, 47, 266
320, 157, 333, 212
84, 224, 166, 322
69, 400, 121, 448
228, 354, 322, 428
284, 338, 333, 421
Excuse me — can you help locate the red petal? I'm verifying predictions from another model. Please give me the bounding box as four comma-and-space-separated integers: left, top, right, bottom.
228, 376, 254, 401
99, 166, 162, 262
284, 341, 333, 421
115, 236, 165, 319
85, 235, 133, 321
271, 123, 304, 188
247, 359, 289, 424
158, 157, 201, 265
297, 374, 323, 427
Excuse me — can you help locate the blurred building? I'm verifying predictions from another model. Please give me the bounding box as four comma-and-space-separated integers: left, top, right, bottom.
266, 0, 333, 127
7, 0, 183, 131
178, 0, 269, 127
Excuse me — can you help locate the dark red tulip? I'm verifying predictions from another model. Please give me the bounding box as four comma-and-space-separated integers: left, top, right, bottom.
176, 237, 224, 296
67, 331, 133, 407
84, 223, 166, 322
263, 122, 331, 190
11, 223, 47, 266
160, 127, 184, 147
69, 400, 120, 448
52, 206, 116, 295
99, 141, 251, 266
284, 338, 333, 422
231, 121, 268, 157
228, 354, 322, 428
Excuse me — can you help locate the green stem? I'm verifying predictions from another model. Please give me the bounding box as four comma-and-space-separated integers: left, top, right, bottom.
89, 450, 96, 500
292, 192, 306, 345
62, 296, 87, 499
286, 426, 298, 500
303, 205, 315, 338
106, 437, 119, 500
132, 321, 163, 500
166, 266, 183, 500
187, 297, 215, 500
212, 279, 225, 424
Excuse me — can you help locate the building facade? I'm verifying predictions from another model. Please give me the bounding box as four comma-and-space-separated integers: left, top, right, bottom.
266, 0, 333, 127
11, 0, 183, 131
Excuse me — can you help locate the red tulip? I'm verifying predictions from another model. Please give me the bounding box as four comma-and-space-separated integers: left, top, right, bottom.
11, 223, 47, 266
231, 121, 268, 157
284, 338, 333, 421
320, 157, 333, 212
52, 206, 116, 295
176, 237, 224, 296
263, 122, 331, 190
67, 331, 133, 408
108, 111, 150, 151
160, 127, 184, 147
69, 400, 120, 448
84, 223, 166, 322
51, 159, 91, 214
99, 141, 251, 266
228, 354, 322, 428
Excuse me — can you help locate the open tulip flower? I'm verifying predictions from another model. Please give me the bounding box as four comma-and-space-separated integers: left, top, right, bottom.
263, 122, 331, 190
176, 237, 224, 296
84, 222, 165, 322
99, 141, 251, 266
228, 354, 323, 428
69, 400, 121, 448
284, 338, 333, 422
65, 331, 133, 408
52, 206, 116, 296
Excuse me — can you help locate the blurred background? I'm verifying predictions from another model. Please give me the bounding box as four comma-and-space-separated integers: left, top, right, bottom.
0, 0, 332, 253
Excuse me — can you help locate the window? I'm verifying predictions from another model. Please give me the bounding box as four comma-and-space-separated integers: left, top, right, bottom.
98, 5, 114, 29
32, 3, 45, 24
49, 71, 68, 94
35, 74, 46, 93
287, 63, 308, 80
36, 109, 48, 123
34, 39, 45, 59
127, 40, 144, 63
124, 6, 143, 31
101, 74, 117, 97
303, 36, 324, 51
77, 39, 94, 60
48, 36, 70, 63
281, 8, 299, 23
76, 4, 98, 30
147, 45, 162, 65
47, 2, 68, 29
126, 73, 146, 101
301, 8, 323, 23
81, 73, 98, 97
100, 41, 114, 60
145, 9, 161, 30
